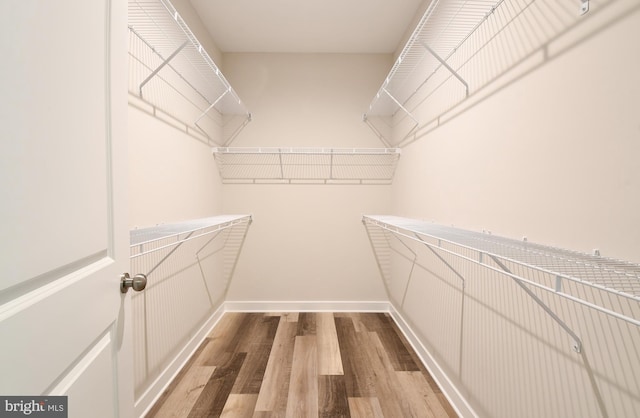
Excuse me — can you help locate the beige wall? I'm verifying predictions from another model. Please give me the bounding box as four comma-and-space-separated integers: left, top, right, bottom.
392, 0, 640, 264
221, 53, 393, 301
128, 104, 223, 228
389, 1, 640, 417
221, 53, 393, 147
128, 0, 225, 228
223, 185, 390, 301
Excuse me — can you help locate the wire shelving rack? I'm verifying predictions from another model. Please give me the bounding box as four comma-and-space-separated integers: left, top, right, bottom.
129, 214, 252, 405
363, 215, 640, 352
130, 215, 252, 257
365, 0, 503, 144
364, 0, 593, 146
128, 0, 250, 145
212, 147, 402, 185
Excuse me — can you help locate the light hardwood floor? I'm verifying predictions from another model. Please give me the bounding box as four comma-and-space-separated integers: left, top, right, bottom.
146, 312, 457, 418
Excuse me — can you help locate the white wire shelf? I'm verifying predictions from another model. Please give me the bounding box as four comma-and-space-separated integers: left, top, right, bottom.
363, 215, 640, 332
130, 214, 252, 257
368, 0, 498, 113
365, 0, 502, 144
128, 0, 250, 145
364, 0, 591, 146
212, 147, 402, 185
129, 215, 252, 398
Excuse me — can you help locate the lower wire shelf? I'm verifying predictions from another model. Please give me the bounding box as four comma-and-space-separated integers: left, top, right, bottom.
128, 214, 252, 402
130, 214, 252, 258
363, 215, 640, 352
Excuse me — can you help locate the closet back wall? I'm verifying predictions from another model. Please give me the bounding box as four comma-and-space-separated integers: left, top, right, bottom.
221, 53, 393, 303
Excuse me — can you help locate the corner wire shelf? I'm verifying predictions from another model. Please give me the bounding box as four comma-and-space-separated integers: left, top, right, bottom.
212, 147, 402, 185
364, 0, 591, 147
363, 215, 640, 353
128, 0, 250, 145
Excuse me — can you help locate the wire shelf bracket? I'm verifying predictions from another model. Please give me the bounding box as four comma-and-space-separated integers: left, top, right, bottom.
362, 215, 640, 352
138, 40, 189, 99
194, 87, 230, 133
420, 42, 469, 98
488, 253, 582, 353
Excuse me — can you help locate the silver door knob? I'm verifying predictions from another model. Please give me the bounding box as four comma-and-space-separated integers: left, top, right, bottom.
120, 273, 147, 293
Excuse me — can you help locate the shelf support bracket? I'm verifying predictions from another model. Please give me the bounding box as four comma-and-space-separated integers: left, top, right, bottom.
222, 114, 252, 147
580, 0, 589, 15
329, 151, 334, 180
363, 88, 420, 146
489, 255, 583, 353
363, 220, 396, 302
382, 88, 420, 126
389, 233, 419, 307
194, 88, 230, 126
222, 219, 253, 301
362, 114, 393, 148
421, 42, 469, 97
139, 40, 189, 98
145, 231, 194, 277
414, 233, 466, 287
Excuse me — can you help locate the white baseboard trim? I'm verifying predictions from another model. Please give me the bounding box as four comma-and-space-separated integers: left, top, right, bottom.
388, 304, 477, 418
136, 303, 227, 418
223, 300, 391, 312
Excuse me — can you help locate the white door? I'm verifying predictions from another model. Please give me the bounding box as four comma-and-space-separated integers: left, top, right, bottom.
0, 1, 133, 417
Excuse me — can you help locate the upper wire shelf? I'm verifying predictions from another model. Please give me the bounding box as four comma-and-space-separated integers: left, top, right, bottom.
128, 0, 250, 145
364, 0, 591, 146
368, 0, 501, 114
212, 147, 402, 185
365, 0, 503, 144
363, 215, 640, 329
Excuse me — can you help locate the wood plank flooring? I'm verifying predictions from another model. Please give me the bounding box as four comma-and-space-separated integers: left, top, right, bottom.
146, 312, 457, 418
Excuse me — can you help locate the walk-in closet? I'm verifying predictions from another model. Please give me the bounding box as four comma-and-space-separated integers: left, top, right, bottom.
2, 0, 638, 417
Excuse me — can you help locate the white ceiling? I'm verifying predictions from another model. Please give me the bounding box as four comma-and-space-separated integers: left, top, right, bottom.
189, 0, 425, 54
